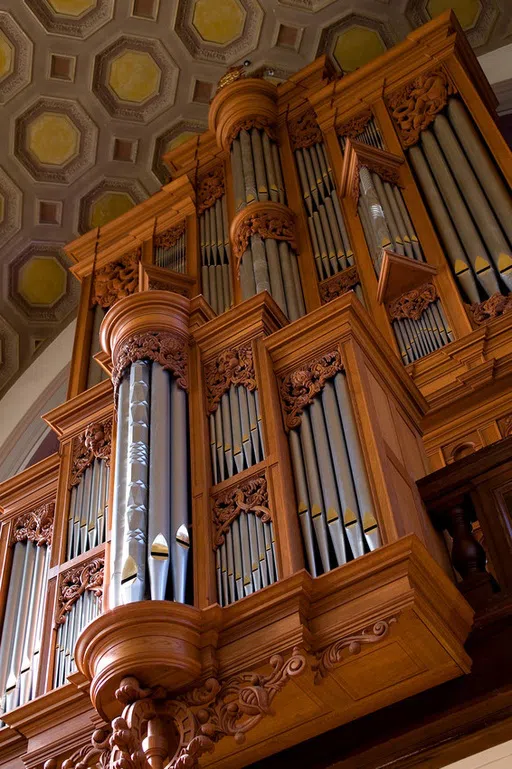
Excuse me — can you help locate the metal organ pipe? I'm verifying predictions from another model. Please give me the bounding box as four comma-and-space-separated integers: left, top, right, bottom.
199, 195, 233, 315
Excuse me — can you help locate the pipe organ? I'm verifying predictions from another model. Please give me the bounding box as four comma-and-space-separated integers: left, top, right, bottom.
2, 12, 512, 769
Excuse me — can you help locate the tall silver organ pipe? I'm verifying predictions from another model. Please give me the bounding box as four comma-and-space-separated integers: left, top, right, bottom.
199, 195, 233, 315
338, 114, 385, 153
230, 126, 305, 320
284, 367, 381, 576
0, 539, 50, 721
409, 97, 512, 303
154, 225, 186, 273
68, 459, 109, 561
111, 359, 191, 607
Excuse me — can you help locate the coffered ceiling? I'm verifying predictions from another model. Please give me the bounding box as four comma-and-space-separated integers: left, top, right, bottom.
0, 0, 510, 396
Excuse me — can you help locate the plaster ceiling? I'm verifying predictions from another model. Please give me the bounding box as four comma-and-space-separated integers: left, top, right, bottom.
0, 0, 510, 397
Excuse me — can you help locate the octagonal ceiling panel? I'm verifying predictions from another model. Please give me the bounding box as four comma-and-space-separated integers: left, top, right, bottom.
25, 0, 114, 39
78, 178, 149, 233
319, 13, 396, 73
406, 0, 498, 47
0, 11, 32, 105
152, 119, 207, 183
0, 167, 22, 245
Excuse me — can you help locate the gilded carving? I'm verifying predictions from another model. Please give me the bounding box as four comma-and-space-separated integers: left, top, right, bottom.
92, 251, 140, 309
155, 221, 186, 250
212, 473, 271, 549
204, 344, 256, 414
319, 266, 360, 304
387, 68, 456, 148
232, 205, 297, 263
70, 419, 112, 487
216, 64, 246, 92
337, 111, 372, 140
197, 165, 225, 214
109, 648, 306, 769
12, 502, 54, 547
387, 282, 438, 321
226, 116, 276, 148
112, 331, 188, 401
55, 557, 104, 627
279, 350, 344, 430
467, 292, 512, 326
288, 109, 322, 151
313, 618, 397, 683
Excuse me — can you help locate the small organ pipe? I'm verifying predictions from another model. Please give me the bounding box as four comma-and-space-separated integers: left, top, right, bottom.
0, 543, 26, 712
262, 132, 279, 202
251, 128, 268, 200
299, 410, 331, 573
240, 129, 257, 203
265, 239, 287, 315
232, 138, 246, 212
111, 372, 129, 608
232, 518, 244, 600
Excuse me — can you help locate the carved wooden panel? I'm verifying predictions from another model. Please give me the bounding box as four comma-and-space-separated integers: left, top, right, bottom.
279, 349, 344, 430
211, 472, 271, 549
204, 343, 256, 414
11, 502, 54, 547
70, 419, 112, 487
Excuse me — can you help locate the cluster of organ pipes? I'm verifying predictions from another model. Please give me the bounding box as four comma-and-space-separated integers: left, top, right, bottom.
338, 116, 385, 153
155, 229, 187, 273
209, 384, 264, 484
409, 98, 512, 304
231, 127, 306, 320
67, 458, 108, 560
199, 196, 233, 314
53, 590, 101, 689
110, 360, 191, 607
288, 372, 380, 576
0, 541, 50, 723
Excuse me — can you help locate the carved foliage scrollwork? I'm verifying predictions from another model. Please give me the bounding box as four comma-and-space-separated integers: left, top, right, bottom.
313, 618, 397, 684
204, 344, 256, 414
288, 109, 322, 151
467, 292, 512, 326
197, 165, 225, 214
70, 419, 112, 487
112, 331, 188, 402
337, 111, 372, 140
11, 502, 54, 547
319, 266, 360, 304
387, 68, 456, 148
109, 648, 306, 769
92, 251, 140, 309
227, 116, 276, 148
233, 206, 297, 262
55, 557, 104, 626
155, 221, 186, 250
212, 473, 271, 549
387, 282, 438, 321
279, 349, 344, 430
43, 726, 112, 769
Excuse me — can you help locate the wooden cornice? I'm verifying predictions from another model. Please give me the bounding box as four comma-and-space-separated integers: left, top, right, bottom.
0, 452, 59, 518
163, 130, 226, 180
43, 379, 113, 441
1, 681, 91, 738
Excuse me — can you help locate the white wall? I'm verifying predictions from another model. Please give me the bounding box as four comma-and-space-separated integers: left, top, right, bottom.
443, 740, 512, 768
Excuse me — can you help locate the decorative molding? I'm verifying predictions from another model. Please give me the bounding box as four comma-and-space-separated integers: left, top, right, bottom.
197, 165, 225, 214
387, 68, 456, 148
337, 111, 372, 140
232, 202, 297, 263
112, 331, 188, 401
109, 648, 306, 769
288, 109, 322, 151
387, 282, 438, 321
313, 618, 397, 683
204, 344, 256, 414
226, 116, 276, 148
55, 557, 104, 627
92, 251, 140, 309
467, 292, 512, 326
279, 349, 344, 430
11, 502, 54, 547
212, 473, 271, 549
44, 725, 112, 769
70, 419, 112, 487
319, 266, 359, 304
155, 221, 186, 249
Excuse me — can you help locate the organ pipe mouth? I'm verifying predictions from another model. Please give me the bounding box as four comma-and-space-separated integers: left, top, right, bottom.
176, 525, 190, 549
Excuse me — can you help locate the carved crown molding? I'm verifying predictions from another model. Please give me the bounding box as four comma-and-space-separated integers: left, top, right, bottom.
319, 266, 360, 304
70, 419, 112, 487
197, 165, 225, 214
154, 221, 186, 250
11, 502, 54, 547
288, 109, 322, 151
387, 282, 439, 321
109, 648, 306, 769
55, 557, 104, 627
337, 110, 372, 140
387, 68, 456, 148
92, 250, 140, 309
112, 331, 188, 402
313, 618, 397, 684
44, 726, 112, 769
467, 292, 512, 327
204, 344, 256, 414
212, 473, 271, 549
279, 349, 344, 430
226, 115, 276, 148
231, 201, 297, 264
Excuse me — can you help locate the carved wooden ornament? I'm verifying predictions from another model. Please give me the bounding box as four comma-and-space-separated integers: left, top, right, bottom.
11, 502, 54, 547
226, 115, 277, 148
337, 110, 372, 140
204, 344, 256, 414
387, 282, 439, 321
155, 221, 186, 250
279, 349, 344, 430
92, 251, 140, 309
313, 618, 397, 683
319, 266, 360, 304
70, 419, 112, 487
212, 473, 271, 549
387, 68, 456, 148
112, 331, 188, 401
109, 648, 306, 769
197, 165, 225, 214
55, 557, 104, 627
467, 292, 512, 326
231, 202, 297, 263
43, 726, 112, 769
288, 109, 322, 151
